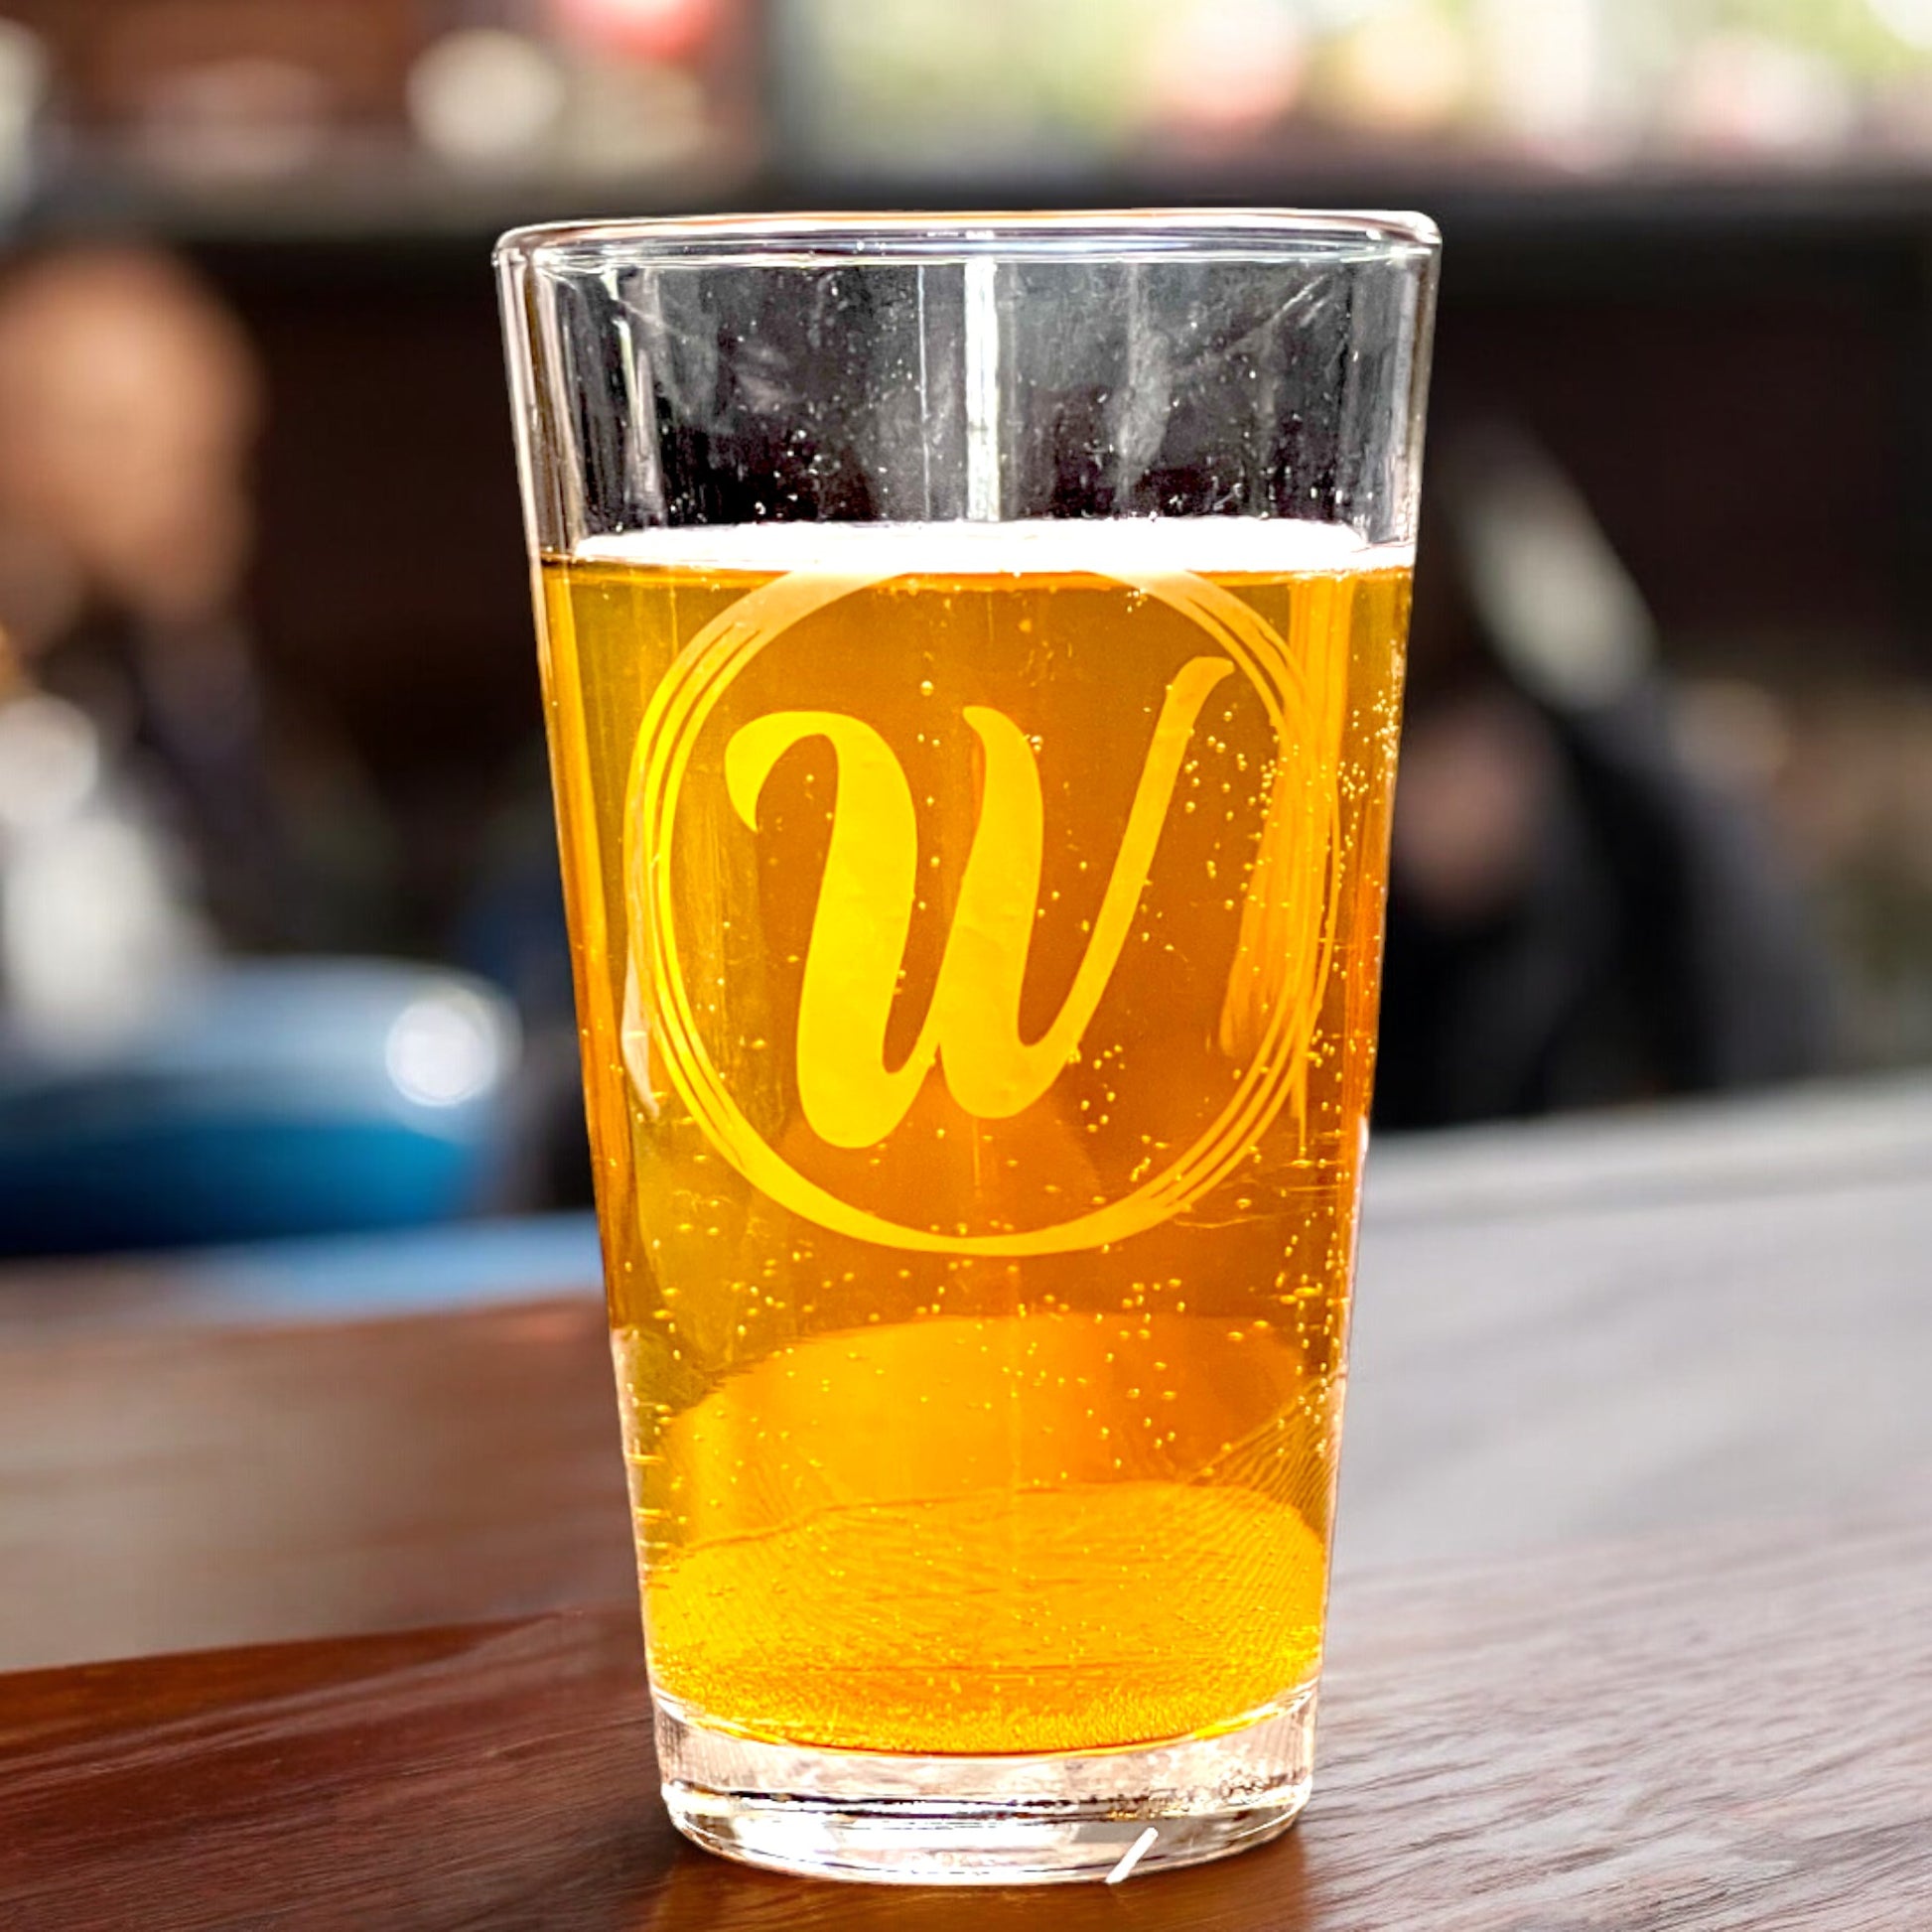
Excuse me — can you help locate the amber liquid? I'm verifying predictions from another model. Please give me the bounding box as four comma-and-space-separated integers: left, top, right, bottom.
537, 521, 1409, 1757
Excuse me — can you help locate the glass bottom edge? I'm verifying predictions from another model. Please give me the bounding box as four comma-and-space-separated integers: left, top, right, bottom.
653, 1684, 1316, 1885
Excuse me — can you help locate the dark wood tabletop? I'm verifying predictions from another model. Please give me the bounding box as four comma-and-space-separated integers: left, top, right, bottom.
4, 1517, 1927, 1931
3, 1075, 1930, 1925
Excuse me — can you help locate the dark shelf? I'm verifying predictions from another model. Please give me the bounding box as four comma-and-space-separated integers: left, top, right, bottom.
24, 145, 1932, 267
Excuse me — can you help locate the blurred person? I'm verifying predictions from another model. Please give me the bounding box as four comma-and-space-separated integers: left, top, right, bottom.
0, 242, 387, 988
0, 624, 208, 1049
1376, 421, 1834, 1127
0, 251, 524, 1253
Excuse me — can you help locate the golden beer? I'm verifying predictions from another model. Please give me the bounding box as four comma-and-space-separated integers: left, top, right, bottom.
536, 519, 1409, 1758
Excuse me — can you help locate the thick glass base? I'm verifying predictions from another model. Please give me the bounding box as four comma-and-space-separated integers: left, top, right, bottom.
654, 1686, 1315, 1885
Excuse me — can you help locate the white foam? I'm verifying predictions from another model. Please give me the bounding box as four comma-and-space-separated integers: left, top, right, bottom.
572, 518, 1411, 577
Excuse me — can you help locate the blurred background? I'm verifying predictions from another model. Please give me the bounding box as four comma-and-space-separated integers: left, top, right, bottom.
3, 0, 1932, 1254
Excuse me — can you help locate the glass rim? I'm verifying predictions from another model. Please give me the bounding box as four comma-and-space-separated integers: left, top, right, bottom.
494, 207, 1440, 274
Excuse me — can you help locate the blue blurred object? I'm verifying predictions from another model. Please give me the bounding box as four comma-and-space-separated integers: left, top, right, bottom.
0, 961, 520, 1255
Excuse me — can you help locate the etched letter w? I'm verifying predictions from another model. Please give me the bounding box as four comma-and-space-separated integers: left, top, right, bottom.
725, 657, 1231, 1148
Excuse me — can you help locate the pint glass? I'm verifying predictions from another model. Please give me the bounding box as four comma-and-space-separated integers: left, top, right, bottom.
497, 210, 1438, 1884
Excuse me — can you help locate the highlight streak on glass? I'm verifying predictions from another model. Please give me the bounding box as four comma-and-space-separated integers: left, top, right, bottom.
965, 253, 1002, 521
1107, 1827, 1162, 1884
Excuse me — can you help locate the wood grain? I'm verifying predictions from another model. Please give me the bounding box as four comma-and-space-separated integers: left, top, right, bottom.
1345, 1172, 1932, 1569
1342, 1079, 1932, 1571
0, 1299, 633, 1670
3, 1516, 1927, 1931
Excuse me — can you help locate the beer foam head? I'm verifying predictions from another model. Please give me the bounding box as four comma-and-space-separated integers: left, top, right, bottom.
573, 517, 1411, 577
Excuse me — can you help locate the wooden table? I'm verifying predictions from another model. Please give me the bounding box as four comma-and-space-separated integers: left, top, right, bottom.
5, 1521, 1927, 1930
4, 1076, 1931, 1925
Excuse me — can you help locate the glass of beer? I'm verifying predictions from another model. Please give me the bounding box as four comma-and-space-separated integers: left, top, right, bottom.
496, 210, 1438, 1884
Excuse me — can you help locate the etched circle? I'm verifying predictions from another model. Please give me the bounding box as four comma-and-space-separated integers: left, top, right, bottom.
621, 555, 1339, 1255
